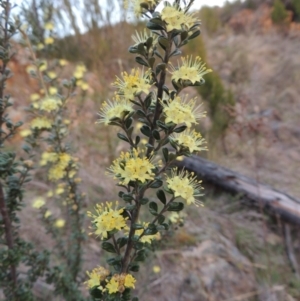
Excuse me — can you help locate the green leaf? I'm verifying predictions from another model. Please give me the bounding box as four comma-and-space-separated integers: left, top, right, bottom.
170, 49, 181, 58
158, 36, 169, 51
125, 204, 136, 211
129, 263, 140, 272
140, 125, 151, 137
133, 223, 144, 230
156, 189, 166, 204
146, 37, 153, 50
102, 242, 117, 253
147, 21, 164, 31
188, 30, 200, 40
157, 215, 165, 224
107, 256, 122, 266
144, 93, 153, 109
180, 31, 189, 42
173, 125, 187, 133
140, 198, 149, 205
135, 135, 141, 146
155, 63, 166, 76
152, 129, 160, 140
125, 118, 133, 129
149, 201, 158, 215
149, 180, 163, 189
156, 120, 168, 130
167, 202, 184, 212
154, 50, 164, 61
149, 17, 165, 26
162, 147, 169, 162
144, 223, 158, 235
136, 109, 146, 117
122, 193, 134, 202
117, 133, 129, 143
148, 57, 155, 69
134, 250, 146, 262
135, 56, 149, 67
117, 237, 128, 248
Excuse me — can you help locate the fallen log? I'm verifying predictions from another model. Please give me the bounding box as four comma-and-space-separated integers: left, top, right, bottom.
174, 155, 300, 225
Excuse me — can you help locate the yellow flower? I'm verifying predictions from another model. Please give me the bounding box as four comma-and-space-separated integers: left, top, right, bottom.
153, 265, 161, 273
168, 211, 186, 224
40, 152, 58, 166
108, 148, 156, 185
106, 276, 119, 294
49, 87, 58, 95
47, 71, 57, 79
97, 98, 134, 125
170, 129, 207, 153
30, 93, 40, 102
131, 222, 161, 244
47, 190, 53, 197
39, 60, 47, 71
106, 273, 136, 294
85, 266, 110, 289
40, 96, 62, 112
44, 210, 52, 218
20, 129, 32, 137
87, 201, 128, 239
73, 64, 87, 79
126, 0, 158, 16
55, 187, 64, 195
48, 153, 72, 181
54, 219, 65, 228
37, 43, 44, 50
161, 95, 205, 127
131, 29, 158, 46
166, 168, 203, 206
26, 65, 36, 74
78, 81, 89, 91
45, 37, 54, 45
59, 59, 68, 66
32, 197, 45, 209
161, 6, 185, 32
169, 56, 212, 84
31, 117, 52, 129
113, 68, 152, 100
45, 22, 54, 30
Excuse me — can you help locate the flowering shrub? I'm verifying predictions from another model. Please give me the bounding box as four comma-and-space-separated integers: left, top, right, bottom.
0, 0, 211, 300
85, 1, 211, 300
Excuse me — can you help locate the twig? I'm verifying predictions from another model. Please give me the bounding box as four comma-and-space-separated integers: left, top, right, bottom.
283, 223, 300, 279
0, 182, 17, 296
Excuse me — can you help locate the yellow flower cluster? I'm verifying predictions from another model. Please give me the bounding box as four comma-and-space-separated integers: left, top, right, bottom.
32, 197, 45, 209
169, 56, 212, 84
98, 97, 134, 125
40, 96, 62, 112
166, 168, 203, 206
131, 29, 158, 47
106, 273, 136, 294
161, 5, 198, 32
73, 64, 87, 79
87, 202, 128, 239
31, 117, 52, 129
40, 152, 72, 181
113, 68, 152, 100
170, 129, 207, 153
109, 148, 156, 184
161, 95, 204, 128
125, 0, 158, 16
85, 266, 110, 289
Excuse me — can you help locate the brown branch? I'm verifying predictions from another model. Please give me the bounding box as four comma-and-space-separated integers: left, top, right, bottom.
0, 181, 17, 294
